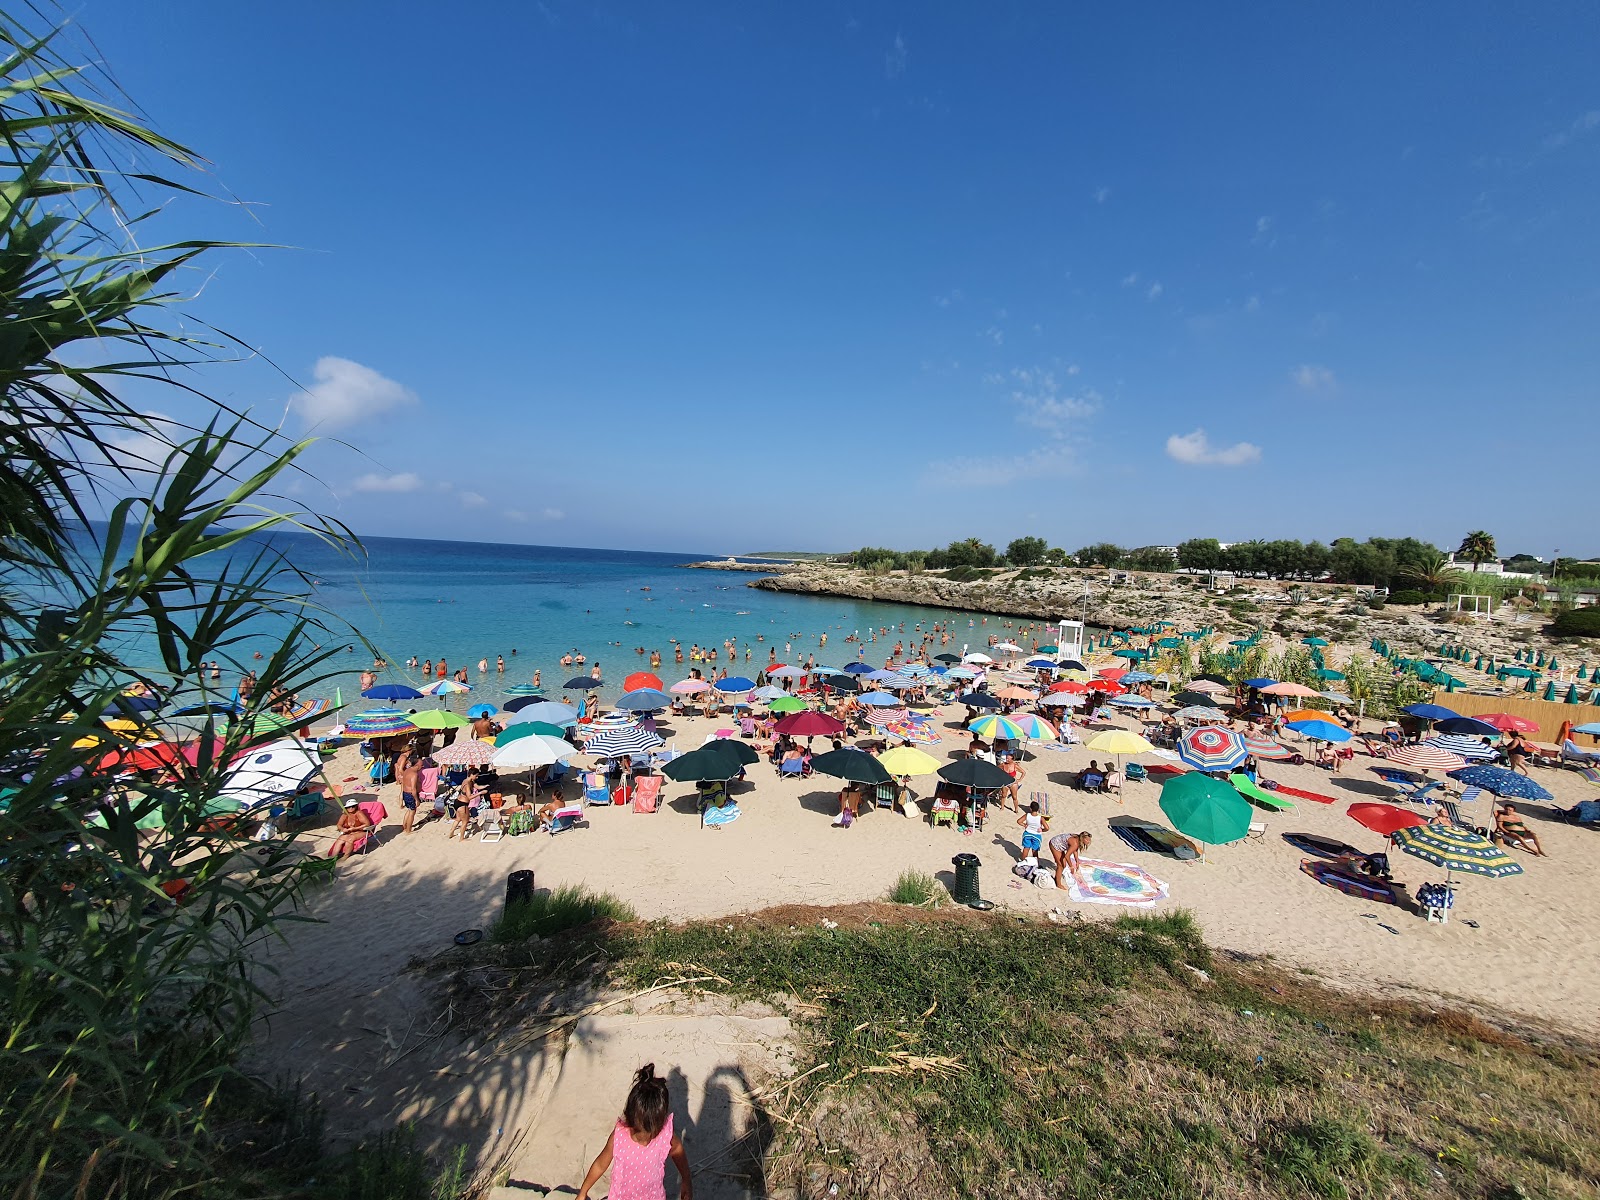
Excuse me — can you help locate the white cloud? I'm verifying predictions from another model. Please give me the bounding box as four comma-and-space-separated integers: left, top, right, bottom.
1165, 429, 1261, 468
103, 410, 182, 472
352, 471, 424, 493
1542, 109, 1600, 152
459, 491, 487, 508
1093, 186, 1110, 204
289, 356, 418, 430
541, 507, 566, 521
1120, 272, 1140, 287
1146, 282, 1164, 300
1291, 363, 1336, 391
934, 288, 963, 308
1256, 215, 1272, 236
503, 509, 528, 523
1245, 294, 1261, 313
885, 32, 907, 79
924, 368, 1100, 486
979, 325, 1004, 345
924, 444, 1080, 488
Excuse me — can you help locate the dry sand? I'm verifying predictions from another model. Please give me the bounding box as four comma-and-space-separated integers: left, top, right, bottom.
250, 656, 1600, 1193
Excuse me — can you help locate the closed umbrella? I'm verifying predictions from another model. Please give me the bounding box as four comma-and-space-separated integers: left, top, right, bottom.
1159, 773, 1252, 847
1177, 726, 1248, 772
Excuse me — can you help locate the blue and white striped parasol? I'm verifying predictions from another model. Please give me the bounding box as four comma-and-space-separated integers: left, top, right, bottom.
1423, 735, 1496, 761
583, 726, 665, 758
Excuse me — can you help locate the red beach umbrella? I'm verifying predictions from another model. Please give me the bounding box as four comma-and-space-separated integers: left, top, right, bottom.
774, 711, 846, 737
1049, 681, 1088, 694
1475, 713, 1538, 733
99, 737, 227, 774
1097, 667, 1128, 681
624, 671, 664, 692
1347, 803, 1427, 837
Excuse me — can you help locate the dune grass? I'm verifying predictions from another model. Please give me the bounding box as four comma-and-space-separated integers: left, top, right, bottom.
601, 908, 1600, 1200
491, 885, 637, 944
887, 868, 942, 906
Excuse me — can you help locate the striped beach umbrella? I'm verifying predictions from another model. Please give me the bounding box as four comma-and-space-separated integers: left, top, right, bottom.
433, 737, 496, 766
670, 678, 711, 694
898, 663, 933, 678
583, 726, 665, 758
503, 684, 542, 697
1386, 744, 1469, 772
1038, 693, 1085, 708
864, 707, 912, 727
419, 678, 472, 696
1390, 824, 1523, 880
344, 709, 418, 737
1446, 765, 1553, 801
885, 719, 940, 745
1177, 726, 1249, 772
969, 714, 1026, 741
1006, 714, 1058, 741
1423, 735, 1496, 762
1174, 705, 1226, 722
1110, 694, 1156, 708
1240, 734, 1294, 761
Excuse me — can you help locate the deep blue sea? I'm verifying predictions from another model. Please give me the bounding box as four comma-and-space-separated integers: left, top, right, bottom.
207, 534, 1057, 710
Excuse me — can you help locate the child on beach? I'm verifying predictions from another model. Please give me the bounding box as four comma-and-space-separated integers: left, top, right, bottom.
1017, 800, 1049, 860
576, 1063, 692, 1200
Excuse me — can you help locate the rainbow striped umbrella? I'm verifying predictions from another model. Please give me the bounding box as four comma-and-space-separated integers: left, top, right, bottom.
882, 717, 939, 745
419, 679, 472, 696
1005, 713, 1058, 740
968, 714, 1026, 741
1177, 726, 1249, 773
344, 709, 418, 737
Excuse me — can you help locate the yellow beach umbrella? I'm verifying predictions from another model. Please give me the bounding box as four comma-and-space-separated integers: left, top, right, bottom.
1085, 729, 1153, 756
876, 746, 941, 776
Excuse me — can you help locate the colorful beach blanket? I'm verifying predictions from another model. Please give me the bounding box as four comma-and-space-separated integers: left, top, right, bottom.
1270, 784, 1337, 804
702, 802, 741, 827
1065, 859, 1169, 908
1299, 858, 1401, 905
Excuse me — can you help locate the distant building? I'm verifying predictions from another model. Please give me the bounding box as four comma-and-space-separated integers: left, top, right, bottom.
1444, 555, 1541, 580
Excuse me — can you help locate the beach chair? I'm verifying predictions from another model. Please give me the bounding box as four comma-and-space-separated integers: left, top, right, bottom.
931, 782, 961, 828
582, 771, 610, 806
1123, 762, 1148, 783
1080, 771, 1105, 793
354, 799, 388, 855
547, 803, 584, 834
1561, 740, 1600, 767
631, 775, 662, 813
479, 805, 505, 843
1247, 819, 1267, 843
1103, 769, 1124, 795
779, 758, 809, 780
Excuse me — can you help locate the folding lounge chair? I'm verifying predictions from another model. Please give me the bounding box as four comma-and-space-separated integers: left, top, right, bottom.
631, 775, 662, 813
547, 804, 584, 834
779, 758, 808, 780
873, 782, 898, 810
355, 799, 388, 854
479, 805, 505, 842
582, 771, 610, 806
1562, 740, 1600, 768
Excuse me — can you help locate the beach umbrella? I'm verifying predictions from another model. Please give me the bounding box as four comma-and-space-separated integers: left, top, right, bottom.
1423, 735, 1496, 761
898, 663, 933, 678
1386, 744, 1468, 772
962, 653, 994, 665
1170, 689, 1219, 709
1260, 681, 1321, 699
670, 679, 711, 694
508, 701, 578, 726
418, 679, 472, 697
1477, 712, 1537, 733
1112, 648, 1147, 661
994, 641, 1024, 654
1301, 637, 1329, 647
769, 696, 807, 713
936, 758, 1013, 789
361, 684, 423, 701
491, 734, 570, 769
409, 710, 469, 730
564, 678, 602, 690
1319, 691, 1355, 705
1286, 719, 1352, 744
1436, 717, 1500, 738
1241, 734, 1294, 761
1006, 714, 1058, 740
841, 662, 877, 674
857, 691, 901, 707
943, 666, 978, 680
217, 739, 323, 810
933, 653, 962, 664
822, 673, 862, 692
1038, 694, 1085, 708
1347, 802, 1427, 836
1573, 722, 1600, 736
811, 747, 892, 785
1057, 658, 1088, 672
1159, 773, 1252, 845
100, 693, 162, 720
1174, 705, 1226, 722
466, 703, 497, 718
877, 745, 941, 776
1243, 678, 1277, 690
502, 684, 542, 697
1050, 680, 1090, 695
1088, 680, 1127, 697
750, 685, 786, 701
1110, 695, 1156, 709
767, 665, 809, 679
616, 688, 673, 711
1390, 825, 1523, 881
775, 710, 845, 737
1037, 644, 1060, 654
1188, 679, 1231, 695
1098, 667, 1129, 681
98, 736, 227, 775
503, 695, 551, 713
1177, 726, 1249, 773
1446, 765, 1553, 801
582, 726, 665, 759
713, 676, 757, 693
1121, 671, 1156, 684
1024, 657, 1056, 669
1401, 703, 1460, 723
968, 714, 1026, 741
1085, 729, 1154, 757
623, 671, 665, 692
864, 707, 911, 727
344, 710, 419, 737
958, 691, 1003, 710
496, 722, 566, 746
991, 685, 1037, 702
661, 743, 743, 783
1283, 708, 1337, 724
1311, 669, 1346, 681
434, 737, 495, 766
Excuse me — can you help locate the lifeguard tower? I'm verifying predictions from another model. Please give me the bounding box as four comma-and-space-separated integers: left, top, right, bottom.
1055, 618, 1086, 663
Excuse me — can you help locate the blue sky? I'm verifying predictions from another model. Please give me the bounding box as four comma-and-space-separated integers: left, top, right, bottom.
75, 1, 1600, 557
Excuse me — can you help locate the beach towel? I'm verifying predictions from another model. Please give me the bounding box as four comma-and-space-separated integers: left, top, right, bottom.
1299, 859, 1400, 905
1283, 832, 1361, 860
1109, 823, 1166, 856
1064, 859, 1169, 907
702, 801, 741, 827
1270, 784, 1337, 804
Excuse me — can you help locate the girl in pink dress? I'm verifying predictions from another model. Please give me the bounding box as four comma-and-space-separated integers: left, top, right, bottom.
576, 1063, 692, 1200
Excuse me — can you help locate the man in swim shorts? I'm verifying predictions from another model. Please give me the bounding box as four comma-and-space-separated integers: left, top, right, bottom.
397, 748, 421, 833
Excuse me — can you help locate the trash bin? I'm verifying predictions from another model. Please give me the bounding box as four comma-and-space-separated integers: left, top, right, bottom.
505, 869, 534, 912
951, 853, 981, 905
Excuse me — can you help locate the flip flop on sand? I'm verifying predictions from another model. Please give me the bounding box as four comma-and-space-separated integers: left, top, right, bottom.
1377, 923, 1400, 935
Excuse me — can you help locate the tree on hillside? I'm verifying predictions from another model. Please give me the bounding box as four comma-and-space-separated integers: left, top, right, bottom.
1075, 543, 1126, 567
944, 537, 997, 568
1458, 530, 1498, 571
1005, 536, 1049, 567
1127, 545, 1177, 572
1176, 538, 1225, 571
1402, 551, 1465, 595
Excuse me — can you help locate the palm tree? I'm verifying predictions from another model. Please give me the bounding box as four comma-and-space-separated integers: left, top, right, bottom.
1458, 530, 1498, 572
1403, 552, 1465, 596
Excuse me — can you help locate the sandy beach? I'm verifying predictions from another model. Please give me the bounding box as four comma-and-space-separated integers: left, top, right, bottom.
250, 634, 1600, 1187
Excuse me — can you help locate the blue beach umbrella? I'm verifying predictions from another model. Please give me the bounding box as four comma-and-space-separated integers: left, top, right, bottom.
713, 676, 757, 693
1243, 678, 1277, 690
841, 662, 877, 675
503, 695, 550, 712
857, 691, 901, 707
1437, 717, 1500, 738
1109, 694, 1155, 708
1447, 765, 1553, 801
1024, 658, 1056, 669
565, 677, 602, 690
1287, 719, 1352, 743
1572, 722, 1600, 736
509, 701, 579, 726
615, 688, 673, 711
466, 704, 497, 718
1401, 703, 1460, 723
1121, 671, 1156, 684
957, 691, 1003, 709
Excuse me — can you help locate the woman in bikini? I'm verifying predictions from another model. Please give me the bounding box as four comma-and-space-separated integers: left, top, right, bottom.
1050, 829, 1093, 889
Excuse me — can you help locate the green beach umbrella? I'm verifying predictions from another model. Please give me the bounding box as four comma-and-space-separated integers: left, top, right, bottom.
1549, 656, 1560, 671
1158, 773, 1252, 847
661, 741, 750, 782
1580, 664, 1589, 681
1542, 681, 1558, 701
1566, 684, 1582, 705
769, 695, 806, 713
496, 721, 566, 746
1036, 644, 1059, 654
503, 684, 542, 697
1312, 668, 1345, 680
1523, 676, 1537, 693
411, 709, 469, 730
810, 747, 891, 785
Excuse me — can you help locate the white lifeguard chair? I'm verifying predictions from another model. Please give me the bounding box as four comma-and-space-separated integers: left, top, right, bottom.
1055, 619, 1085, 663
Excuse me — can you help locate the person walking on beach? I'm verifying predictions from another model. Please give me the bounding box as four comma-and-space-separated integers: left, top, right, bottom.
575, 1063, 691, 1200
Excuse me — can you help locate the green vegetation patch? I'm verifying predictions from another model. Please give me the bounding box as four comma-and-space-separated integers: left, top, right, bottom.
492, 884, 637, 943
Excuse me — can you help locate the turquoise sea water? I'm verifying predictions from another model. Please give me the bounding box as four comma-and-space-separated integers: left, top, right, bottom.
227, 534, 1063, 710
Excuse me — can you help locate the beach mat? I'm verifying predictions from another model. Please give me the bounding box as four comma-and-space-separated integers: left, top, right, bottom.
1269, 784, 1338, 804
1110, 823, 1164, 855
702, 802, 741, 827
1066, 859, 1169, 908
1284, 832, 1361, 860
1299, 858, 1402, 905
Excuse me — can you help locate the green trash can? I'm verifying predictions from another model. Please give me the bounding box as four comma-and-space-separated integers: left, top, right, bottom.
951, 853, 981, 905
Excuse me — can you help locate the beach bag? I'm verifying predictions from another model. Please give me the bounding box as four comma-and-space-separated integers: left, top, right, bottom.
1033, 871, 1057, 889
1012, 862, 1037, 881
840, 810, 853, 827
